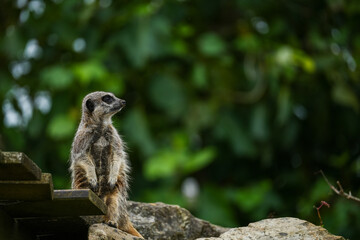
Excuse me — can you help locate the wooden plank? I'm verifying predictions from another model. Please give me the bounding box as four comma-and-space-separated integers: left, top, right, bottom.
2, 189, 107, 218
0, 173, 53, 201
0, 152, 42, 181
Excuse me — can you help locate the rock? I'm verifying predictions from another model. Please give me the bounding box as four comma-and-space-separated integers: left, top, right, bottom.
128, 201, 228, 240
89, 223, 142, 240
87, 203, 345, 240
86, 201, 228, 240
196, 217, 345, 240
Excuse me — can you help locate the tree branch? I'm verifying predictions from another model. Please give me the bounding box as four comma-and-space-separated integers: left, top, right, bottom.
319, 170, 360, 203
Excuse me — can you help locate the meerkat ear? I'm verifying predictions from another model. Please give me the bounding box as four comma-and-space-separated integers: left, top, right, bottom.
86, 99, 95, 113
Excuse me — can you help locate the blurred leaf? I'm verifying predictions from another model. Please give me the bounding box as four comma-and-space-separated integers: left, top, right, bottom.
142, 187, 186, 207
250, 104, 269, 141
214, 113, 257, 157
234, 35, 261, 52
119, 16, 170, 68
171, 39, 188, 56
276, 87, 292, 125
52, 175, 71, 189
27, 111, 45, 138
332, 83, 359, 111
177, 24, 195, 37
298, 179, 331, 217
274, 46, 315, 73
172, 132, 188, 151
102, 74, 125, 95
192, 63, 207, 89
330, 152, 349, 168
149, 75, 186, 118
293, 52, 316, 73
1, 26, 23, 58
47, 114, 76, 140
122, 109, 156, 157
274, 47, 294, 66
186, 102, 215, 131
234, 180, 271, 212
40, 66, 73, 90
351, 156, 360, 176
183, 147, 216, 174
198, 33, 226, 57
197, 185, 237, 227
326, 199, 358, 237
144, 150, 182, 180
144, 132, 215, 179
73, 60, 107, 84
2, 128, 26, 150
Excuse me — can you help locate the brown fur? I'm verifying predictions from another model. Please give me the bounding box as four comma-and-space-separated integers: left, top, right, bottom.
69, 91, 142, 238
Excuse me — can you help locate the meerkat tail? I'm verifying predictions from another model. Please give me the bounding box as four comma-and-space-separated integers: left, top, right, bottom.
124, 222, 143, 238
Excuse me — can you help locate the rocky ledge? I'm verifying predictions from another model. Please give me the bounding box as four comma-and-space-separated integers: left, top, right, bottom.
87, 201, 344, 240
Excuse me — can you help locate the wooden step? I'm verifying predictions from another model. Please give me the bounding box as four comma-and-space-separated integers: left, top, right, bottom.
0, 173, 53, 201
1, 189, 107, 218
0, 152, 42, 181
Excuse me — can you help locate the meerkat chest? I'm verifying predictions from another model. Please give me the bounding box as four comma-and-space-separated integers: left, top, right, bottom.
93, 136, 110, 148
91, 135, 112, 178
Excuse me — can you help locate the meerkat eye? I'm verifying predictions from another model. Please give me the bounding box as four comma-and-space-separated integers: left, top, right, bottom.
102, 95, 114, 104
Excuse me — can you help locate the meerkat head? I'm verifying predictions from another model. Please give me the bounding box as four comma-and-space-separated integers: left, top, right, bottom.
81, 91, 126, 124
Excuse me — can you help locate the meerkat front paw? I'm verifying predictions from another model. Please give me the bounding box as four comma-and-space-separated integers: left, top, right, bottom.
89, 178, 98, 192
108, 177, 117, 190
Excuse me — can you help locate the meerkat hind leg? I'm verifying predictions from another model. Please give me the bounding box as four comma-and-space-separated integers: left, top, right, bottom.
102, 192, 143, 238
103, 192, 120, 228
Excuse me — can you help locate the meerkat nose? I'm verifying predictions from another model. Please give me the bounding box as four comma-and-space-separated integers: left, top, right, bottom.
121, 100, 126, 106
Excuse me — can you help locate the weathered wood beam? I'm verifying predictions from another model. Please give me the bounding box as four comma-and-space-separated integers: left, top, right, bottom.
2, 189, 106, 218
0, 152, 42, 181
0, 173, 53, 201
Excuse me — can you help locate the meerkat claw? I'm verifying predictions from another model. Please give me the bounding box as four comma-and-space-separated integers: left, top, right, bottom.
106, 220, 118, 229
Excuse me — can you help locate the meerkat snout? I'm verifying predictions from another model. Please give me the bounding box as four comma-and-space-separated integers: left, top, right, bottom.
109, 98, 126, 113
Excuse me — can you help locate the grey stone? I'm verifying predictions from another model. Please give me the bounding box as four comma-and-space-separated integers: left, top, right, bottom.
196, 217, 345, 240
128, 201, 228, 240
89, 223, 142, 240
88, 203, 345, 240
86, 201, 228, 240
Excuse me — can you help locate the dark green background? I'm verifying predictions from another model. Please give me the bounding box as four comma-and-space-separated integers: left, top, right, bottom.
1, 0, 360, 238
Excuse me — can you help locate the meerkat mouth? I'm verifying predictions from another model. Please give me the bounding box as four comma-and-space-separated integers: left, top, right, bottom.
110, 100, 126, 112
110, 105, 122, 112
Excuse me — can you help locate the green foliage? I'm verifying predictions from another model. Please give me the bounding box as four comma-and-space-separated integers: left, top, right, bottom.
149, 75, 186, 118
198, 33, 227, 57
0, 0, 360, 238
73, 60, 107, 84
144, 132, 216, 179
41, 66, 73, 90
234, 180, 271, 212
47, 114, 76, 140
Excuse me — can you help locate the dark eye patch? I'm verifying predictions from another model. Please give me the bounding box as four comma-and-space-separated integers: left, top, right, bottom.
86, 99, 95, 112
102, 95, 114, 104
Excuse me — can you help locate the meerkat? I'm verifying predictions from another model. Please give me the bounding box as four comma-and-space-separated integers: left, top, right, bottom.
69, 91, 142, 238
